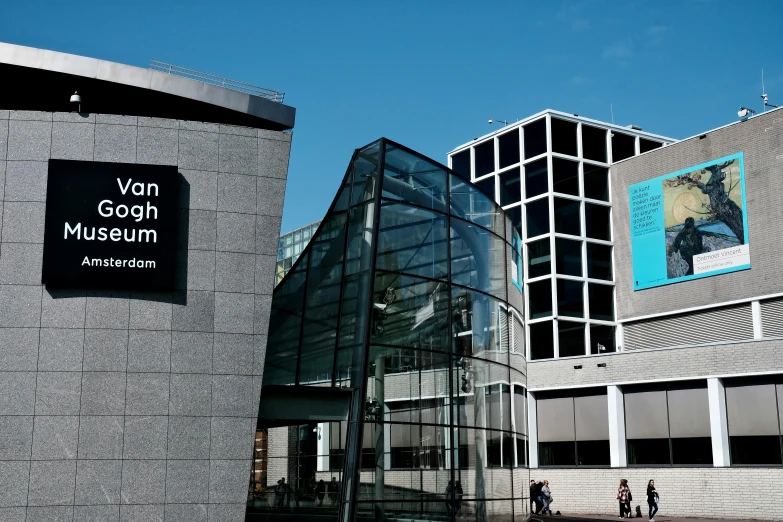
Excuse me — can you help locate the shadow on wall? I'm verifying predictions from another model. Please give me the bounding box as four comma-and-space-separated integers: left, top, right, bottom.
45, 172, 190, 307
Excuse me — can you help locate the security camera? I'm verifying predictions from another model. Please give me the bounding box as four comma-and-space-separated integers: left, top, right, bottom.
488, 119, 493, 124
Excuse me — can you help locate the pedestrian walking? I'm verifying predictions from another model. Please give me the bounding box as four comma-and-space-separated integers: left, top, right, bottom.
316, 479, 326, 507
541, 480, 553, 516
274, 477, 287, 507
616, 479, 631, 518
454, 480, 463, 514
647, 479, 659, 521
530, 479, 543, 515
445, 480, 455, 515
328, 477, 338, 506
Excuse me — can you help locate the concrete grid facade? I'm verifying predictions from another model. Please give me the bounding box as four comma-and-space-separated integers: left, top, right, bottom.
0, 110, 290, 522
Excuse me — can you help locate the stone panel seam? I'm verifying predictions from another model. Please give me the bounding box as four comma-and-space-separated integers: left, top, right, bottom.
208, 122, 217, 504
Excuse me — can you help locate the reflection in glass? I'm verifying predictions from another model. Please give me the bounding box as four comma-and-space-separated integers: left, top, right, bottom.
506, 205, 521, 237
451, 218, 507, 300
558, 321, 585, 358
581, 125, 607, 163
530, 321, 554, 360
583, 164, 609, 201
552, 157, 579, 196
475, 140, 495, 178
383, 143, 448, 212
499, 167, 521, 206
377, 202, 448, 281
550, 118, 578, 157
527, 239, 551, 278
524, 118, 547, 159
555, 238, 582, 277
585, 203, 611, 241
498, 128, 520, 169
528, 280, 553, 319
526, 198, 549, 238
590, 324, 616, 354
450, 174, 504, 236
557, 279, 583, 318
588, 283, 614, 321
554, 197, 581, 236
524, 158, 548, 199
451, 287, 509, 357
350, 141, 381, 205
586, 243, 612, 280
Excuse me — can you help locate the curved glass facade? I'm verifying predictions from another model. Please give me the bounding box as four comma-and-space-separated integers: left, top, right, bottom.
255, 139, 529, 521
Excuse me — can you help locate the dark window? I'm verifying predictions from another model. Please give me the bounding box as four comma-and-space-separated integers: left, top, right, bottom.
507, 205, 522, 237
475, 140, 495, 177
527, 239, 551, 278
524, 158, 548, 199
672, 437, 714, 465
555, 238, 582, 277
585, 203, 611, 241
530, 321, 554, 359
590, 324, 616, 354
583, 164, 609, 201
611, 132, 635, 162
552, 157, 579, 196
582, 125, 607, 163
526, 198, 550, 238
524, 118, 547, 159
627, 439, 670, 465
557, 279, 583, 318
588, 283, 614, 321
639, 139, 662, 154
539, 441, 576, 466
451, 150, 471, 179
729, 437, 782, 465
586, 243, 612, 280
528, 280, 553, 319
550, 118, 577, 157
577, 440, 611, 466
499, 167, 521, 206
558, 320, 585, 357
498, 129, 520, 168
473, 176, 495, 202
554, 198, 581, 236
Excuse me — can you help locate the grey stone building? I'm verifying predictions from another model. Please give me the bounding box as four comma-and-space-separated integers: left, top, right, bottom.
0, 42, 294, 522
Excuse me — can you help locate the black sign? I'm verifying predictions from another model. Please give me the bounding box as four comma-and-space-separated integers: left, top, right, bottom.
42, 160, 179, 290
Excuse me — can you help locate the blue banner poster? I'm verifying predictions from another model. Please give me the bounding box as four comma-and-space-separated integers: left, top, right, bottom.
629, 153, 750, 290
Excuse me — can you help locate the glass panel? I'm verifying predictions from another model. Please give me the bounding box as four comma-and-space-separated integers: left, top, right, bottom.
303, 228, 310, 240
264, 253, 308, 386
527, 238, 551, 278
507, 205, 521, 237
583, 164, 609, 201
294, 231, 301, 242
451, 217, 506, 300
513, 386, 527, 435
585, 203, 611, 241
590, 324, 616, 354
557, 279, 583, 318
726, 384, 780, 436
555, 238, 582, 276
537, 397, 575, 442
451, 149, 471, 179
383, 143, 448, 212
553, 198, 581, 236
581, 125, 607, 163
338, 273, 370, 349
577, 440, 610, 466
528, 280, 552, 319
377, 202, 448, 281
499, 167, 521, 206
557, 320, 585, 357
640, 138, 662, 153
474, 140, 495, 178
729, 436, 783, 465
523, 118, 547, 159
625, 390, 670, 439
344, 202, 375, 275
529, 321, 554, 360
611, 132, 635, 162
627, 439, 670, 465
552, 157, 579, 196
586, 242, 612, 280
449, 174, 504, 236
525, 198, 549, 238
672, 437, 713, 465
588, 283, 614, 321
451, 287, 509, 359
371, 272, 450, 352
574, 394, 609, 441
498, 128, 520, 168
550, 118, 577, 157
349, 141, 381, 205
539, 441, 576, 466
667, 387, 711, 438
473, 176, 495, 203
523, 158, 548, 199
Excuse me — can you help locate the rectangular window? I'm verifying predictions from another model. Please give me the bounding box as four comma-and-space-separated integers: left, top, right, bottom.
525, 198, 550, 238
583, 164, 609, 201
639, 138, 662, 154
451, 149, 471, 179
527, 238, 551, 278
537, 396, 576, 466
550, 118, 578, 157
538, 390, 609, 467
499, 167, 522, 206
524, 118, 547, 159
557, 320, 585, 358
726, 381, 783, 465
474, 175, 496, 202
585, 203, 611, 241
529, 320, 554, 360
588, 283, 614, 321
554, 198, 581, 236
582, 125, 607, 163
590, 324, 616, 354
529, 280, 553, 320
552, 157, 579, 196
555, 238, 582, 277
475, 140, 495, 178
498, 128, 520, 169
611, 132, 635, 162
524, 158, 548, 199
586, 243, 612, 281
557, 279, 583, 318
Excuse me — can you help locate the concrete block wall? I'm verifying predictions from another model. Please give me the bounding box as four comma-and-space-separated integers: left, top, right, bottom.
612, 108, 783, 320
0, 110, 291, 522
529, 467, 783, 520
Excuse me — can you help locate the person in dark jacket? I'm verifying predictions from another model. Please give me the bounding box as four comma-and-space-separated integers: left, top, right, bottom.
454, 481, 463, 514
530, 480, 543, 515
274, 477, 288, 507
316, 479, 326, 507
646, 479, 659, 521
669, 217, 704, 275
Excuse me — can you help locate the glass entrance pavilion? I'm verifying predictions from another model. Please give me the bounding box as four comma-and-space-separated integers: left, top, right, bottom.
251, 139, 529, 522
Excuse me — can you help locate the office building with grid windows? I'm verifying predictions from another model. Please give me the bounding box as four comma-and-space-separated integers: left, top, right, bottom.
277, 221, 321, 285
446, 108, 783, 520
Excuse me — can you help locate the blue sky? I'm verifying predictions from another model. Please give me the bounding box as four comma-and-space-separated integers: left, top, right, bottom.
2, 0, 781, 232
